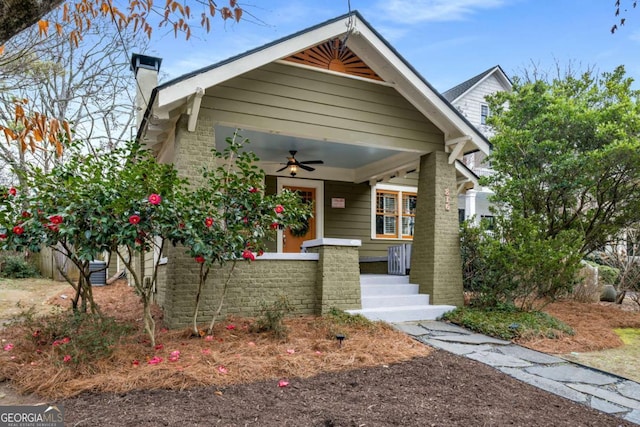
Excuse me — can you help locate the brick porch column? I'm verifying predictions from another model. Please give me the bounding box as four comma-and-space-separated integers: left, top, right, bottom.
302, 238, 362, 314
409, 151, 464, 306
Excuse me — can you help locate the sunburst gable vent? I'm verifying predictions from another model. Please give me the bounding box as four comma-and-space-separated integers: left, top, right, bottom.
283, 39, 382, 81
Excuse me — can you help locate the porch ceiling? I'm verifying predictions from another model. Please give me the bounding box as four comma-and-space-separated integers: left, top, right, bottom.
217, 125, 418, 183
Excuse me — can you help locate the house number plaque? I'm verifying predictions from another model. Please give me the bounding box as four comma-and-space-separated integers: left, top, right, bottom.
444, 188, 451, 211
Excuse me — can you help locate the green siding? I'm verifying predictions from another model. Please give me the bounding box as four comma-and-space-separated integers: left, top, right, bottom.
200, 62, 444, 152
323, 180, 418, 257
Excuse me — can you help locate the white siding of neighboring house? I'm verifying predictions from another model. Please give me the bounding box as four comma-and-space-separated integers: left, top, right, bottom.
450, 72, 509, 222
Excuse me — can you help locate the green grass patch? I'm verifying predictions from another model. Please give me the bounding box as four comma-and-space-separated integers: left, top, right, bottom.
614, 328, 640, 346
442, 305, 574, 340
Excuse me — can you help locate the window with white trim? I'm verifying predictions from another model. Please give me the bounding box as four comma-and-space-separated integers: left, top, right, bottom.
373, 184, 417, 240
480, 104, 490, 125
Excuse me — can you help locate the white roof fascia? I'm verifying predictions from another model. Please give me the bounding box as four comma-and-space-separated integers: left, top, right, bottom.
450, 66, 513, 104
347, 23, 490, 156
156, 19, 352, 110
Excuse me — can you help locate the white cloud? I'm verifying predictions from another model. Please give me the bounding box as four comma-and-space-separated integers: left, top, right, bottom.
374, 0, 507, 24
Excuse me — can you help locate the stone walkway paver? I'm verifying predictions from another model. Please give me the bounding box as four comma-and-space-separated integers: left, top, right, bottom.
394, 320, 640, 425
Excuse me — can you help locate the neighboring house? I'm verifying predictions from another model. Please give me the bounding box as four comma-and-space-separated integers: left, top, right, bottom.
442, 66, 512, 226
133, 11, 490, 327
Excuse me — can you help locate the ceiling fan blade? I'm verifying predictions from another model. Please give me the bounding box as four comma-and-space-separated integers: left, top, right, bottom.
300, 160, 324, 165
298, 164, 315, 172
276, 165, 289, 172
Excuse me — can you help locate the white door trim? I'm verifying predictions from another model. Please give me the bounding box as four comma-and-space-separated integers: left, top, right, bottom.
276, 177, 324, 253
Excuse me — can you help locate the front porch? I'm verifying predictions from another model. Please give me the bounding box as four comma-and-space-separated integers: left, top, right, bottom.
154, 238, 458, 328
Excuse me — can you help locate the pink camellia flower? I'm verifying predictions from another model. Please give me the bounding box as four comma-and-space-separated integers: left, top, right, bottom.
129, 214, 141, 225
204, 217, 214, 228
194, 255, 205, 264
249, 186, 258, 193
21, 211, 31, 218
257, 250, 264, 257
0, 234, 7, 239
61, 337, 71, 344
241, 249, 255, 261
217, 366, 228, 374
148, 193, 162, 205
3, 343, 14, 351
8, 187, 16, 196
278, 379, 290, 388
52, 340, 61, 347
132, 360, 140, 366
148, 356, 163, 365
242, 216, 249, 224
205, 335, 214, 341
225, 324, 236, 330
270, 222, 279, 230
12, 225, 24, 235
49, 215, 63, 224
274, 205, 284, 214
63, 354, 72, 363
286, 349, 295, 354
169, 350, 180, 362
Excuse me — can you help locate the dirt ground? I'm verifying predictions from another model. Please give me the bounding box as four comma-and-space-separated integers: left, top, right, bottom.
1, 278, 639, 426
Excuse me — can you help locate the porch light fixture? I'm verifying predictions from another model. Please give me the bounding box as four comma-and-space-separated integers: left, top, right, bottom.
289, 164, 298, 177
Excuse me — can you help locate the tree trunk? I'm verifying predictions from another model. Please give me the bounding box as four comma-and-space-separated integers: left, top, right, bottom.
142, 294, 155, 347
0, 0, 65, 44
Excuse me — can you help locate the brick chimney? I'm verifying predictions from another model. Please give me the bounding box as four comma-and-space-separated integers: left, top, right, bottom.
130, 53, 162, 127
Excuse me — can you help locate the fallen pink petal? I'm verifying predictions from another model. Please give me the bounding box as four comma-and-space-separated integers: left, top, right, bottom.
217, 366, 228, 374
63, 355, 72, 363
286, 349, 295, 354
3, 343, 14, 351
278, 380, 290, 388
226, 324, 236, 330
205, 335, 214, 341
201, 349, 211, 354
148, 356, 163, 365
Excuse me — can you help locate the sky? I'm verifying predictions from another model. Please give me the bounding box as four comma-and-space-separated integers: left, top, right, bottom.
144, 0, 640, 92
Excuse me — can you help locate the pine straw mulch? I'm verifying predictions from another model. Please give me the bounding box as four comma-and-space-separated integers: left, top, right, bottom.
517, 299, 640, 354
0, 280, 430, 400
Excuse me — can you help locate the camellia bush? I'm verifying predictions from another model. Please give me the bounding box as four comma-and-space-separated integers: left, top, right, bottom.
0, 135, 311, 347
179, 132, 312, 336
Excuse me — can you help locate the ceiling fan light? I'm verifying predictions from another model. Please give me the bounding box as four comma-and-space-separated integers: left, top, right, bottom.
289, 164, 298, 176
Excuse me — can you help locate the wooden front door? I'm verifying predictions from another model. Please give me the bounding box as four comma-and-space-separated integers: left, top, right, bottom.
283, 186, 316, 253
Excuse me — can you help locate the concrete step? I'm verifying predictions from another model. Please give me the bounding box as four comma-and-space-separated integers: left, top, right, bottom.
361, 294, 430, 309
361, 283, 419, 297
360, 274, 410, 285
347, 305, 456, 323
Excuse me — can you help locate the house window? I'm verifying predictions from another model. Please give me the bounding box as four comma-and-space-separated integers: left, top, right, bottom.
373, 185, 417, 240
480, 215, 495, 230
480, 104, 489, 125
458, 208, 466, 224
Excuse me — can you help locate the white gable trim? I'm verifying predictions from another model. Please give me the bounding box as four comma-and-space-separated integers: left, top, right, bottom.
157, 19, 351, 111
449, 66, 512, 105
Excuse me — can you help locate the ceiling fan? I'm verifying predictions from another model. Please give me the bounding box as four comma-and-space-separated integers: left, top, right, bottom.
276, 150, 324, 176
